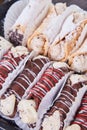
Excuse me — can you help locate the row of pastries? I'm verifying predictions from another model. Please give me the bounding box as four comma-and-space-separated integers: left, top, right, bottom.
0, 0, 87, 130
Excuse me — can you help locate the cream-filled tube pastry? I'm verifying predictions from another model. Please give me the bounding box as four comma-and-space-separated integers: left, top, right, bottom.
65, 91, 87, 130
48, 13, 87, 61
0, 46, 28, 91
18, 62, 70, 126
0, 56, 50, 117
27, 3, 68, 55
41, 74, 87, 130
0, 37, 13, 60
27, 5, 83, 56
68, 38, 87, 73
8, 0, 51, 46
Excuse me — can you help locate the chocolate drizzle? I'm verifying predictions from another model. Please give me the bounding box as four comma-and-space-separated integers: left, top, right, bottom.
71, 91, 87, 130
1, 57, 50, 101
27, 66, 68, 109
0, 50, 25, 90
9, 29, 23, 46
41, 79, 86, 130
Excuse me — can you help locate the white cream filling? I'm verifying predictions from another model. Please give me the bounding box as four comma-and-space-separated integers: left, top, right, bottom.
53, 62, 69, 69
0, 94, 16, 116
49, 41, 65, 60
69, 74, 87, 84
18, 99, 37, 124
33, 55, 49, 60
71, 55, 87, 72
64, 124, 81, 130
11, 46, 29, 57
30, 35, 46, 54
42, 110, 60, 130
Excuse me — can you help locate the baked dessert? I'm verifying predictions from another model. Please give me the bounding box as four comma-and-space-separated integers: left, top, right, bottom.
48, 13, 87, 61
18, 62, 69, 126
65, 91, 87, 130
8, 0, 51, 46
0, 56, 50, 117
0, 46, 29, 95
40, 74, 87, 130
27, 3, 67, 55
68, 38, 87, 73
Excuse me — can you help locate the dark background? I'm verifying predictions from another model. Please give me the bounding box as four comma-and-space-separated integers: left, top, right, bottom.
0, 0, 87, 37
0, 0, 87, 130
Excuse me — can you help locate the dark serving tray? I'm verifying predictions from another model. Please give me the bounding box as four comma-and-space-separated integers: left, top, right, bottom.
0, 0, 87, 130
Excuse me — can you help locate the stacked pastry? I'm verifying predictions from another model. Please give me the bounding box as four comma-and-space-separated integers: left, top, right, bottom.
17, 62, 70, 127
65, 91, 87, 130
40, 74, 87, 130
0, 56, 50, 117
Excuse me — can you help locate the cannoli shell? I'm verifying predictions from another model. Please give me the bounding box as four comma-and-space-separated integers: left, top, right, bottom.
4, 0, 28, 40
27, 4, 57, 55
48, 10, 87, 61
68, 37, 87, 72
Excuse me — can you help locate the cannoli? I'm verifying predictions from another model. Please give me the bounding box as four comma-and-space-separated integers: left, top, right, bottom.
27, 4, 83, 56
0, 56, 50, 117
65, 91, 87, 130
0, 46, 29, 91
4, 0, 29, 40
27, 3, 67, 55
17, 62, 69, 126
8, 0, 51, 46
0, 36, 13, 60
68, 38, 87, 73
48, 11, 87, 61
41, 74, 87, 130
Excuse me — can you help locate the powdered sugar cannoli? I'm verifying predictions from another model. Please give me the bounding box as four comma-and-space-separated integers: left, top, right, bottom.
8, 0, 51, 46
40, 74, 87, 130
27, 3, 67, 55
48, 13, 87, 61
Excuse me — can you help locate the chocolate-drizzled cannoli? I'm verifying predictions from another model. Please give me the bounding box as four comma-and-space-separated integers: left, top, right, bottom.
0, 56, 50, 117
68, 38, 87, 73
8, 0, 51, 46
0, 46, 28, 91
0, 36, 13, 60
17, 62, 69, 126
48, 16, 87, 61
41, 74, 87, 130
65, 91, 87, 130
